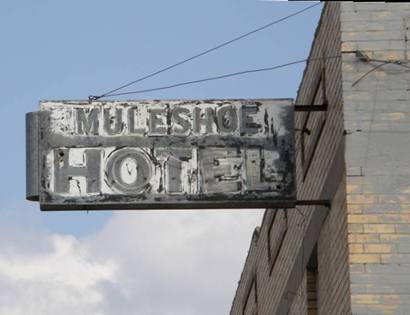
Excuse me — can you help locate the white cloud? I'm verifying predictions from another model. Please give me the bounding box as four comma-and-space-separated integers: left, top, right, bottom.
89, 210, 263, 315
0, 209, 263, 315
0, 233, 117, 315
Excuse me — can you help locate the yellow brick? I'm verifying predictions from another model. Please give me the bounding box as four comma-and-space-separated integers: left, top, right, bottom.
365, 244, 392, 254
341, 41, 356, 52
375, 71, 387, 80
400, 205, 410, 212
348, 223, 364, 233
380, 234, 409, 242
348, 205, 363, 214
387, 112, 406, 121
347, 194, 376, 204
383, 214, 410, 223
383, 295, 401, 304
353, 294, 381, 305
343, 63, 354, 71
403, 187, 410, 194
377, 194, 410, 204
348, 215, 379, 224
373, 51, 405, 61
349, 244, 364, 254
400, 215, 410, 222
375, 11, 392, 18
350, 254, 380, 264
347, 184, 361, 194
345, 31, 358, 39
347, 177, 364, 185
348, 234, 379, 243
363, 224, 395, 234
368, 304, 396, 315
399, 195, 410, 203
381, 254, 393, 264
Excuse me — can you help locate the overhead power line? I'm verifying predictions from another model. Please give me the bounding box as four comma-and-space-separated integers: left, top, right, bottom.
89, 2, 322, 101
98, 55, 341, 98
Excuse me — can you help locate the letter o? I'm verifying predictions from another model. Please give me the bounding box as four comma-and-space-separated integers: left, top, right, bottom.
106, 148, 152, 194
217, 106, 238, 132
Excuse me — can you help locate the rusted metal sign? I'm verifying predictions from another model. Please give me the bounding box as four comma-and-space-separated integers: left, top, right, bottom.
26, 100, 295, 210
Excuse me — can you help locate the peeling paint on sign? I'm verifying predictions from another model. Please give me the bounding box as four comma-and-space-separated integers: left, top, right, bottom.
26, 99, 295, 210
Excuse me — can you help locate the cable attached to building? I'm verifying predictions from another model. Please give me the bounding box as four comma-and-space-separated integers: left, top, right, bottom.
89, 2, 322, 101
352, 50, 410, 87
90, 55, 341, 98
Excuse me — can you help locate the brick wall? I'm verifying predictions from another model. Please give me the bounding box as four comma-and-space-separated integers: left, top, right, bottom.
230, 3, 351, 314
230, 2, 410, 314
341, 2, 410, 314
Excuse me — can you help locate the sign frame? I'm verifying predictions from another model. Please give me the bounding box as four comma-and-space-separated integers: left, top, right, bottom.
26, 99, 296, 210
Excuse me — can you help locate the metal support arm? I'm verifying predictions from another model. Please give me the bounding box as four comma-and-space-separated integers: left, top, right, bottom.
295, 199, 331, 208
294, 104, 328, 112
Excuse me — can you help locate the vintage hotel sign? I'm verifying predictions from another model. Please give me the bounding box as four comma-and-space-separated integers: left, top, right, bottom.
26, 100, 295, 210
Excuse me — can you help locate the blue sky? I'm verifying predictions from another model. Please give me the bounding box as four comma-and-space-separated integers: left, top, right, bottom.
0, 0, 322, 314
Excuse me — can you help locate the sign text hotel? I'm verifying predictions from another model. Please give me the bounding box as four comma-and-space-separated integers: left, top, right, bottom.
26, 100, 295, 210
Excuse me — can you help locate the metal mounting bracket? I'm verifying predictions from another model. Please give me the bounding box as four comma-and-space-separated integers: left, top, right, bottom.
295, 199, 331, 209
294, 104, 328, 112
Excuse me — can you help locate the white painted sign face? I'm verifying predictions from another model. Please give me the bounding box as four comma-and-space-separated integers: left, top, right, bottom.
26, 99, 295, 210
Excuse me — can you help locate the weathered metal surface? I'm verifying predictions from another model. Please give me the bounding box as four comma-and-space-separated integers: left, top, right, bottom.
26, 112, 40, 201
27, 99, 296, 210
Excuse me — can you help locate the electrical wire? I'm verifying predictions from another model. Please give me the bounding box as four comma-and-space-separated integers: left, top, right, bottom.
89, 2, 322, 100
352, 52, 410, 87
353, 60, 410, 87
94, 55, 341, 98
352, 62, 390, 87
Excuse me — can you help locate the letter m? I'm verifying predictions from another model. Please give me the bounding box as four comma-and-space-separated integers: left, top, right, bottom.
77, 108, 99, 135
